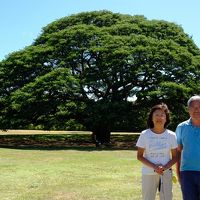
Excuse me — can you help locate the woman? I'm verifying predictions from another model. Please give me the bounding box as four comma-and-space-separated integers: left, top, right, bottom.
136, 103, 177, 200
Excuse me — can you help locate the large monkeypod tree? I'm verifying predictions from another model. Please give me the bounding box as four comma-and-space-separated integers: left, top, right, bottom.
0, 11, 200, 143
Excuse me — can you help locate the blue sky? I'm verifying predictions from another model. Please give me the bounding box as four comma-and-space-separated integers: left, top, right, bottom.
1, 0, 199, 61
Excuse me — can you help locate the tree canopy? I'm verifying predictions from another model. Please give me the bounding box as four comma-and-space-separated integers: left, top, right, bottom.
1, 10, 200, 142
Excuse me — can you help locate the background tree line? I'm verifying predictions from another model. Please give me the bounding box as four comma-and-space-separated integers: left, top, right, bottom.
0, 10, 200, 143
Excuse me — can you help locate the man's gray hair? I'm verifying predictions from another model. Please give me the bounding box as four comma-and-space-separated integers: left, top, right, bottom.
187, 95, 200, 107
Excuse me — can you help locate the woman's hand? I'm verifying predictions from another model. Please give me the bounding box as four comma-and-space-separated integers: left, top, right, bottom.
154, 165, 165, 175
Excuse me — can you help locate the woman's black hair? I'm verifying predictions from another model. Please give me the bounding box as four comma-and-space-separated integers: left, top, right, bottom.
147, 103, 170, 128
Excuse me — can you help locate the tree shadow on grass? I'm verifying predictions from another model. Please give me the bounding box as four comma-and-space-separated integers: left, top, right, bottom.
0, 133, 139, 151
0, 145, 137, 151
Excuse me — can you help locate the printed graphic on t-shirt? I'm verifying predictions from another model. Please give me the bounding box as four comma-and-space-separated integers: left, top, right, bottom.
147, 136, 169, 164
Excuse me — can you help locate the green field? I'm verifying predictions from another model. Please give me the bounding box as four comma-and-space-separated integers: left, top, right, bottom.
0, 147, 182, 200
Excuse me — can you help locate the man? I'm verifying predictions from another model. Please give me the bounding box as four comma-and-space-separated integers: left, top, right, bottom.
176, 95, 200, 200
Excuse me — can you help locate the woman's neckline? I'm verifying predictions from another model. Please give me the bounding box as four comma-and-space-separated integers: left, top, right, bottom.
150, 128, 166, 135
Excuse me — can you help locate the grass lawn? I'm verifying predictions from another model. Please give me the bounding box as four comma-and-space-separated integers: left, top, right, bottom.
0, 147, 182, 200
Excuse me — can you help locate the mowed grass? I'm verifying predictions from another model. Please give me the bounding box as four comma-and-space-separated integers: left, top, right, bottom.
0, 147, 182, 200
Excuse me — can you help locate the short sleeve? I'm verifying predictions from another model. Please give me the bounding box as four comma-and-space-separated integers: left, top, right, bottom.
170, 132, 178, 149
136, 132, 146, 148
175, 125, 182, 146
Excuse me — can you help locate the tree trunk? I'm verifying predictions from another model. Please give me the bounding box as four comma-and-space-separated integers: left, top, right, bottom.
92, 126, 111, 147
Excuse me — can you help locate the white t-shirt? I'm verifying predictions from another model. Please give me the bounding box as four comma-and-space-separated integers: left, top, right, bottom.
136, 129, 177, 175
